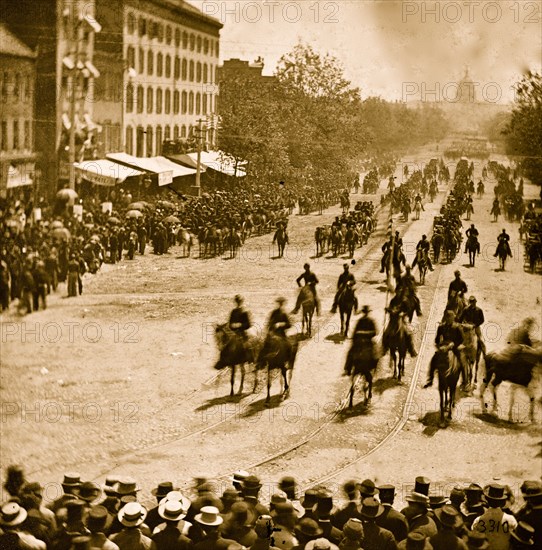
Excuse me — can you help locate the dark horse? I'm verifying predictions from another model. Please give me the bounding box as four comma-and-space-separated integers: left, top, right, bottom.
479, 345, 542, 422
273, 226, 289, 258
414, 248, 428, 285
338, 283, 358, 338
256, 332, 299, 404
465, 235, 480, 267
384, 311, 410, 381
214, 324, 260, 396
344, 336, 380, 408
300, 284, 316, 337
495, 240, 512, 271
431, 346, 462, 427
431, 232, 443, 264
344, 227, 358, 258
443, 290, 466, 322
315, 226, 330, 256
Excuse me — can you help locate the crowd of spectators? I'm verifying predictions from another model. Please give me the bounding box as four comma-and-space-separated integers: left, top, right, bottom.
1, 466, 540, 549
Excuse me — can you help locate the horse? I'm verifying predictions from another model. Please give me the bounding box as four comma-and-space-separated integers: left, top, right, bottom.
344, 336, 380, 408
444, 231, 458, 263
177, 228, 193, 258
300, 284, 316, 337
384, 311, 409, 381
432, 346, 462, 427
344, 227, 358, 258
256, 332, 299, 404
273, 227, 289, 258
461, 323, 483, 390
402, 201, 411, 222
429, 183, 438, 202
444, 290, 466, 321
415, 248, 428, 285
340, 194, 350, 215
214, 324, 260, 396
465, 235, 480, 267
337, 284, 358, 338
431, 233, 443, 264
414, 201, 423, 220
495, 240, 511, 271
224, 229, 242, 259
314, 226, 329, 256
330, 226, 343, 257
479, 346, 542, 422
465, 202, 474, 221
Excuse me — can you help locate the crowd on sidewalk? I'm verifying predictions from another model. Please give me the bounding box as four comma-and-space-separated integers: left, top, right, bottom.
1, 466, 540, 549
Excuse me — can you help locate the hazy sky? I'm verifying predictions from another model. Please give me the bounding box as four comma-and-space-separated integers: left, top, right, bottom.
188, 0, 542, 103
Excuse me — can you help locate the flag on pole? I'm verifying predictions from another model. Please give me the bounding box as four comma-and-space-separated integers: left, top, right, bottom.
386, 204, 395, 293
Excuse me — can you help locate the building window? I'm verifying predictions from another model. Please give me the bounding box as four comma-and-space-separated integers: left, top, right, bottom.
147, 51, 154, 75
165, 89, 171, 113
181, 91, 187, 114
208, 94, 212, 112
127, 46, 135, 69
173, 125, 179, 140
173, 90, 179, 114
138, 17, 146, 37
13, 120, 19, 150
166, 25, 172, 44
216, 40, 219, 57
188, 91, 194, 114
204, 38, 209, 54
1, 121, 7, 151
137, 85, 144, 113
136, 126, 144, 156
156, 125, 162, 155
25, 75, 31, 101
146, 126, 153, 156
182, 31, 188, 49
126, 83, 134, 112
197, 36, 202, 52
174, 28, 180, 47
203, 63, 208, 83
13, 73, 20, 100
210, 39, 214, 56
202, 93, 207, 114
196, 62, 201, 83
165, 55, 171, 78
181, 59, 187, 80
126, 126, 133, 155
215, 65, 219, 83
138, 48, 145, 74
146, 87, 153, 113
24, 120, 30, 149
156, 88, 162, 114
157, 53, 163, 77
189, 60, 194, 82
181, 125, 187, 138
127, 13, 135, 34
164, 125, 170, 141
157, 23, 164, 42
2, 72, 8, 99
189, 33, 195, 50
174, 56, 180, 80
196, 92, 201, 115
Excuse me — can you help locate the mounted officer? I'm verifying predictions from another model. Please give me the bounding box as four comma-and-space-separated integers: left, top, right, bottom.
345, 305, 379, 375
265, 297, 293, 359
464, 224, 480, 254
494, 228, 513, 258
448, 270, 468, 300
458, 296, 486, 356
330, 263, 356, 314
291, 263, 320, 316
229, 295, 252, 343
411, 235, 434, 271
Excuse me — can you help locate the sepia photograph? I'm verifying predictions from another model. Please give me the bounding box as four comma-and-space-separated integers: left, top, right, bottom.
1, 1, 541, 548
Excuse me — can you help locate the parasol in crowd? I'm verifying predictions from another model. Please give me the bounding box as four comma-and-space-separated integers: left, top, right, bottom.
126, 210, 143, 219
52, 227, 71, 241
157, 200, 175, 209
56, 188, 78, 201
108, 217, 120, 225
127, 202, 146, 211
163, 215, 180, 224
50, 220, 64, 229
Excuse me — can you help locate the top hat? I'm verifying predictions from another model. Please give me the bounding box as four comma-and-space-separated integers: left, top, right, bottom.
151, 482, 180, 498
77, 482, 102, 503
342, 518, 364, 541
466, 530, 490, 549
405, 531, 427, 549
414, 477, 430, 496
359, 497, 384, 519
0, 502, 27, 527
465, 484, 483, 500
358, 479, 379, 497
158, 500, 187, 522
295, 518, 324, 539
510, 522, 535, 546
118, 502, 147, 527
86, 505, 109, 532
377, 484, 395, 502
276, 297, 287, 304
300, 489, 319, 509
195, 505, 223, 526
113, 477, 140, 496
435, 505, 462, 528
242, 475, 262, 491
406, 492, 430, 507
449, 487, 465, 503
62, 473, 82, 488
483, 484, 507, 504
278, 476, 296, 494
343, 480, 358, 497
71, 536, 91, 550
315, 489, 333, 514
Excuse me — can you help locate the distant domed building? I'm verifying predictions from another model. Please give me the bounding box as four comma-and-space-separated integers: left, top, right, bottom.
456, 68, 477, 103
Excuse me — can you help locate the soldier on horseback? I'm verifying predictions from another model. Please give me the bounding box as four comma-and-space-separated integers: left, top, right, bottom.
331, 263, 356, 314
229, 295, 252, 343
464, 224, 480, 254
424, 310, 465, 388
382, 289, 418, 357
448, 270, 467, 300
344, 305, 379, 375
494, 229, 513, 258
265, 297, 293, 356
292, 263, 320, 316
396, 266, 423, 317
411, 235, 434, 271
458, 296, 486, 356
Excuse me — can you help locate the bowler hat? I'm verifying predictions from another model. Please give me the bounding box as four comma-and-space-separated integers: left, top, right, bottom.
466, 530, 489, 549
343, 480, 358, 497
521, 480, 542, 499
295, 518, 323, 539
405, 531, 427, 549
435, 505, 463, 528
510, 521, 535, 546
342, 518, 363, 541
228, 501, 256, 526
77, 481, 102, 503
449, 486, 465, 503
242, 475, 262, 491
483, 484, 507, 503
151, 481, 180, 498
429, 494, 448, 509
359, 497, 384, 519
358, 479, 378, 497
270, 491, 288, 507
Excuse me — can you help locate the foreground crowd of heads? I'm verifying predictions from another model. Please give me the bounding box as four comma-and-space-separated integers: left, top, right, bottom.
1, 466, 540, 549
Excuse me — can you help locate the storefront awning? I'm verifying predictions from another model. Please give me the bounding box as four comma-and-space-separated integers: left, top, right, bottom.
74, 159, 143, 187
7, 164, 34, 188
107, 153, 196, 186
184, 150, 246, 177
166, 154, 207, 172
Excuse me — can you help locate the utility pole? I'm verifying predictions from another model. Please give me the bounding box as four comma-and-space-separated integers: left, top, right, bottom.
68, 14, 82, 190
192, 118, 206, 197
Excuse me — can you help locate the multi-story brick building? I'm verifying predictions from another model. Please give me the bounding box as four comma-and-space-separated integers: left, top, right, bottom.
93, 0, 222, 159
0, 23, 37, 197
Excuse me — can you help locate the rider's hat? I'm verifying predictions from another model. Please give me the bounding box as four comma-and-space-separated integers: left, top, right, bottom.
276, 297, 286, 304
422, 235, 427, 239
444, 310, 455, 319
454, 270, 461, 276
234, 295, 243, 304
343, 263, 349, 268
361, 305, 371, 313
304, 263, 310, 269
468, 296, 476, 303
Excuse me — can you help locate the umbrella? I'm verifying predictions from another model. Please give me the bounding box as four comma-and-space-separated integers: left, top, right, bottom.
126, 210, 143, 219
157, 200, 175, 209
127, 202, 146, 211
108, 217, 120, 224
163, 215, 180, 224
52, 227, 71, 241
56, 188, 78, 201
51, 220, 64, 229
